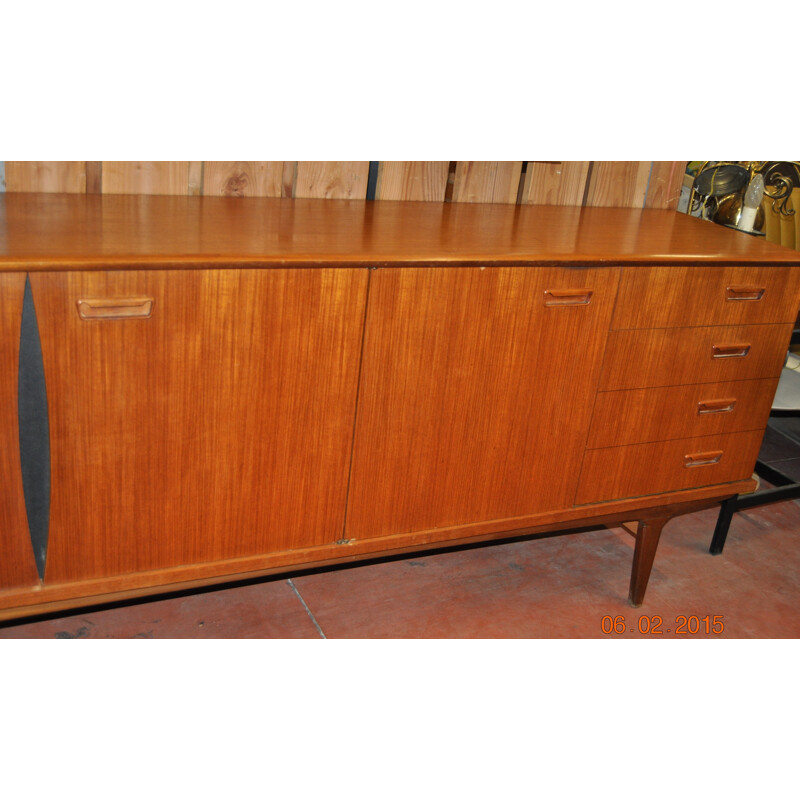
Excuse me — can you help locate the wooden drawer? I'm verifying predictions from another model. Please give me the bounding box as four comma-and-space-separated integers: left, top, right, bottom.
599, 323, 792, 391
587, 379, 777, 449
612, 266, 800, 330
576, 429, 765, 505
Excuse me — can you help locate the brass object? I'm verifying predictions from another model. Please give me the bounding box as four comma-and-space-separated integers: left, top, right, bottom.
688, 161, 799, 232
714, 195, 765, 230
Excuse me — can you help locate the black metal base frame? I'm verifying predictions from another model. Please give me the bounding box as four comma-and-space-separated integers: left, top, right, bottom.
710, 461, 800, 554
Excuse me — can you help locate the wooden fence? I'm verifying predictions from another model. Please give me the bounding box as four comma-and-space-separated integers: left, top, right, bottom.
0, 161, 685, 209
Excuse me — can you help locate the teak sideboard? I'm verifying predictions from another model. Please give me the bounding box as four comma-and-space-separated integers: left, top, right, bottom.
1, 194, 799, 620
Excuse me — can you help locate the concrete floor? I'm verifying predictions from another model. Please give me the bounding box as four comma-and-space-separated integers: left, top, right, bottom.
3, 418, 799, 639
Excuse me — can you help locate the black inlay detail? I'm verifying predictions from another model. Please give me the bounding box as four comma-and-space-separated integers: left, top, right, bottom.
18, 276, 50, 580
366, 161, 378, 201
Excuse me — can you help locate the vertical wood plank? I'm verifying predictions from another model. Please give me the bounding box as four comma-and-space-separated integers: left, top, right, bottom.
452, 162, 522, 204
202, 162, 285, 197
187, 162, 203, 196
295, 162, 370, 199
0, 273, 41, 591
585, 161, 651, 208
644, 161, 685, 209
521, 162, 590, 206
102, 162, 190, 195
85, 162, 102, 194
282, 162, 297, 198
5, 162, 87, 193
375, 162, 449, 201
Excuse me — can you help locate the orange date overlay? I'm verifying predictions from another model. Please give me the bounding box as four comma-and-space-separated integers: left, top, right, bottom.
600, 615, 724, 635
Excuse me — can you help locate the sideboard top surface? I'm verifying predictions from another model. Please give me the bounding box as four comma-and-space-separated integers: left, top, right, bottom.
1, 193, 798, 271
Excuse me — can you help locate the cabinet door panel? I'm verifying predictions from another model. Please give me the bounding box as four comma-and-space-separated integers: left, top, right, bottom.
30, 269, 367, 582
346, 266, 620, 539
0, 274, 40, 591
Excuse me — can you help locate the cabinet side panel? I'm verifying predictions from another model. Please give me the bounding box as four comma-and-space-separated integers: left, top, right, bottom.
346, 266, 620, 540
32, 269, 368, 583
0, 273, 40, 591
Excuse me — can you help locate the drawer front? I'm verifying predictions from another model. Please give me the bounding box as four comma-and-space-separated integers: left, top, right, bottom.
576, 430, 765, 505
599, 323, 792, 391
612, 266, 800, 330
587, 378, 777, 449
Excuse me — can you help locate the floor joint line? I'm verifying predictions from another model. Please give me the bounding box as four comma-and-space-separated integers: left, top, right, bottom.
287, 579, 326, 639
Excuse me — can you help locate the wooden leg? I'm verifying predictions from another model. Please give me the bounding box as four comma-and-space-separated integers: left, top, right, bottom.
628, 516, 669, 607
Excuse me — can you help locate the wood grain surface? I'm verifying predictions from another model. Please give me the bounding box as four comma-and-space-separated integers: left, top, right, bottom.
612, 265, 800, 330
585, 162, 651, 208
345, 266, 620, 540
294, 162, 370, 199
587, 379, 777, 449
3, 161, 700, 214
2, 194, 798, 272
452, 162, 522, 203
30, 268, 368, 582
5, 161, 86, 193
85, 162, 102, 194
376, 161, 449, 201
187, 162, 203, 196
0, 274, 40, 591
0, 484, 750, 621
102, 162, 190, 195
3, 189, 798, 616
202, 162, 285, 197
576, 430, 765, 505
644, 162, 685, 209
521, 162, 591, 206
599, 323, 793, 391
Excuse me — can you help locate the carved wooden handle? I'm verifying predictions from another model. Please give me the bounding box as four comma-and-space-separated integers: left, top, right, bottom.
726, 285, 765, 301
711, 343, 751, 359
684, 451, 723, 467
544, 289, 592, 306
697, 398, 737, 415
77, 297, 154, 320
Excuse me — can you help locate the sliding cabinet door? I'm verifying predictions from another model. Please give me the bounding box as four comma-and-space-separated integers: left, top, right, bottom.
346, 266, 620, 540
30, 268, 367, 583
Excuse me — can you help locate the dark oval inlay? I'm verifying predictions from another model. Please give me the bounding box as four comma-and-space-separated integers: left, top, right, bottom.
18, 275, 50, 581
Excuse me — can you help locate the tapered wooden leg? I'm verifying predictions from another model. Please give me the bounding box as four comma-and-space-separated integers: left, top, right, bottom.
628, 516, 669, 607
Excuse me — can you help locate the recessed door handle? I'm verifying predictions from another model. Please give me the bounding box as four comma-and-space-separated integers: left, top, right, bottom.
544, 289, 592, 306
726, 286, 765, 301
697, 399, 737, 415
76, 297, 154, 320
684, 451, 723, 467
711, 343, 751, 359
